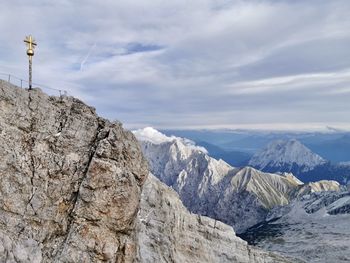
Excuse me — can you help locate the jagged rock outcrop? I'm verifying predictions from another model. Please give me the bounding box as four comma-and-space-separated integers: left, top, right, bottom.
0, 80, 148, 262
137, 174, 299, 263
133, 128, 341, 233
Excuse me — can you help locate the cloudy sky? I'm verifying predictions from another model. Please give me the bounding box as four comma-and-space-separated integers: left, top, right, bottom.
1, 0, 350, 131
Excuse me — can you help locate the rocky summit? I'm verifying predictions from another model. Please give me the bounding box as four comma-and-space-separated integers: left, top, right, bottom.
0, 80, 148, 262
0, 81, 299, 263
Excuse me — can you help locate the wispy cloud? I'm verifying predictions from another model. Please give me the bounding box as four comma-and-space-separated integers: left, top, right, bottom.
80, 43, 96, 71
228, 69, 350, 95
0, 0, 350, 131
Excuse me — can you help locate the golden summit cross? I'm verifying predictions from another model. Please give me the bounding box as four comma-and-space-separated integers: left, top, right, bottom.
24, 35, 37, 51
24, 35, 37, 90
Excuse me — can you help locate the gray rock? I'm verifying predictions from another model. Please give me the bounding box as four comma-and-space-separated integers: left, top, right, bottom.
137, 174, 299, 263
247, 191, 350, 263
0, 80, 148, 262
0, 80, 302, 263
134, 130, 341, 234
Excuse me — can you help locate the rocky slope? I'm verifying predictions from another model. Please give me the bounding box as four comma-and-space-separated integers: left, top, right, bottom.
0, 80, 299, 263
241, 189, 350, 262
133, 128, 340, 233
0, 80, 148, 262
137, 174, 298, 263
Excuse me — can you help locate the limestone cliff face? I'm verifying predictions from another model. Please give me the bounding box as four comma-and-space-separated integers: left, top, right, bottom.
0, 80, 148, 262
0, 80, 299, 263
137, 174, 300, 263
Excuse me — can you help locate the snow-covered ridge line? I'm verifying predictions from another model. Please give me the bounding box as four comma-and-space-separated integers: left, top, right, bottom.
133, 127, 208, 153
133, 127, 341, 232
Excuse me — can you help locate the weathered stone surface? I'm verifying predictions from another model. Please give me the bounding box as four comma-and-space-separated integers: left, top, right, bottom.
0, 80, 302, 263
134, 129, 341, 234
137, 174, 300, 263
0, 80, 148, 262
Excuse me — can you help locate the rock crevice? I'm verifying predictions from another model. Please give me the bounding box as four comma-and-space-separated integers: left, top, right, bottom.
0, 80, 148, 262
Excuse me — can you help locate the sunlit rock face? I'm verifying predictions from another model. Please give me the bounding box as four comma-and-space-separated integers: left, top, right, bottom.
136, 174, 297, 263
0, 80, 148, 262
0, 81, 297, 263
134, 128, 341, 234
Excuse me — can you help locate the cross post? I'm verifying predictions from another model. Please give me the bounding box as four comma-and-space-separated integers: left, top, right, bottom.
24, 35, 37, 90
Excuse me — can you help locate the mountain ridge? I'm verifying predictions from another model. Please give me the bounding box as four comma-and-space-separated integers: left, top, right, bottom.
249, 139, 327, 173
134, 127, 340, 233
249, 138, 350, 183
137, 173, 297, 263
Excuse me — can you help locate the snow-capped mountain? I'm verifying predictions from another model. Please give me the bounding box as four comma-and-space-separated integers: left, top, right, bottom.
133, 127, 340, 233
241, 189, 350, 262
249, 139, 350, 183
249, 139, 327, 173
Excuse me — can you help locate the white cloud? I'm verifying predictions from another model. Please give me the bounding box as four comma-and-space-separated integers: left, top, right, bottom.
1, 0, 350, 130
228, 69, 350, 95
133, 127, 174, 144
133, 127, 208, 153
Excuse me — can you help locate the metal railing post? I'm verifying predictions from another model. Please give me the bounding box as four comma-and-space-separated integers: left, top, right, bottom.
1, 72, 68, 96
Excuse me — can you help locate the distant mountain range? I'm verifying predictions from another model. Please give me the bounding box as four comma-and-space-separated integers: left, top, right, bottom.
249, 139, 350, 184
135, 127, 350, 262
162, 129, 350, 163
195, 140, 251, 166
249, 139, 327, 173
133, 127, 341, 233
305, 134, 350, 162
